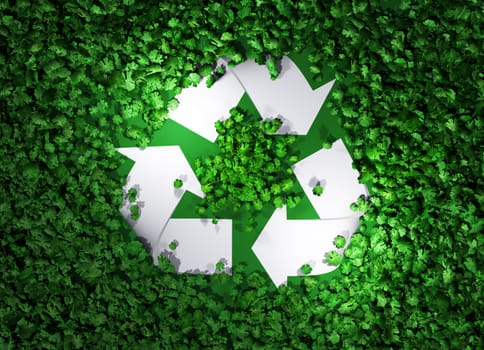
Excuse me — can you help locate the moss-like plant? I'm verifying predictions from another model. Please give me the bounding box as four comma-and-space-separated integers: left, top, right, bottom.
195, 107, 301, 217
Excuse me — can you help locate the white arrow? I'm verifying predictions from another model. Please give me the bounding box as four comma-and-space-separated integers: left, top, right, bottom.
152, 218, 232, 274
293, 139, 369, 219
169, 59, 245, 143
117, 146, 204, 261
228, 56, 335, 135
252, 206, 361, 287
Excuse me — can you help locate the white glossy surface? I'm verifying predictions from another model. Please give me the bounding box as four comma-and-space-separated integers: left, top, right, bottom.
252, 206, 361, 287
153, 219, 232, 274
293, 139, 369, 219
168, 63, 245, 142
117, 146, 204, 257
229, 56, 335, 135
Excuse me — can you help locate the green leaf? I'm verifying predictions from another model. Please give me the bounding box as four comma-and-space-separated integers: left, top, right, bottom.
328, 330, 340, 345
324, 250, 342, 266
127, 187, 137, 203
463, 258, 477, 274
167, 98, 179, 111
201, 183, 213, 193
333, 235, 347, 249
280, 179, 294, 192
266, 57, 279, 80
216, 261, 225, 271
186, 72, 201, 86
273, 196, 284, 208
168, 17, 180, 28
123, 71, 136, 91
173, 179, 183, 189
312, 184, 323, 196
221, 32, 233, 41
169, 240, 178, 250
423, 19, 437, 28
286, 195, 301, 209
130, 205, 140, 221
300, 263, 312, 275
206, 74, 216, 88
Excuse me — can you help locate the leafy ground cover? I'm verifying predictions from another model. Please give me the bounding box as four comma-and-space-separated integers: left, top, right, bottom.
0, 0, 482, 349
194, 106, 301, 220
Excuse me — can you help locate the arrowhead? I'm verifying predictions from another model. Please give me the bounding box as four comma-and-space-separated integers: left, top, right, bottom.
117, 146, 204, 199
229, 56, 335, 135
117, 146, 204, 256
251, 207, 289, 287
168, 59, 245, 143
293, 139, 369, 219
252, 206, 363, 287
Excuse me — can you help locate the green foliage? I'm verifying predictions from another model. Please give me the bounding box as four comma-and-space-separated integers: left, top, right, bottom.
216, 261, 225, 272
168, 240, 178, 250
261, 118, 283, 135
350, 195, 370, 212
173, 178, 183, 189
206, 74, 216, 88
129, 205, 140, 221
300, 263, 313, 275
324, 250, 343, 266
286, 195, 301, 209
333, 235, 346, 249
195, 107, 300, 216
266, 56, 280, 80
205, 65, 227, 88
157, 254, 176, 274
0, 0, 481, 348
185, 72, 201, 87
127, 187, 137, 203
312, 184, 324, 196
215, 66, 225, 76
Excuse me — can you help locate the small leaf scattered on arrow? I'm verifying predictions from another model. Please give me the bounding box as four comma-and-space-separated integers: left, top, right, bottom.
252, 206, 362, 287
293, 139, 369, 219
117, 146, 204, 260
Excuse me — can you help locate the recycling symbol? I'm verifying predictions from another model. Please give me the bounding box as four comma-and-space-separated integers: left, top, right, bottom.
117, 56, 369, 287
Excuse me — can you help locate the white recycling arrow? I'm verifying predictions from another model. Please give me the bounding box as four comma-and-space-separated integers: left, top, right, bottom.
228, 56, 335, 135
117, 145, 233, 271
118, 58, 368, 280
252, 206, 361, 287
117, 146, 204, 259
293, 139, 369, 219
169, 59, 245, 143
152, 218, 232, 274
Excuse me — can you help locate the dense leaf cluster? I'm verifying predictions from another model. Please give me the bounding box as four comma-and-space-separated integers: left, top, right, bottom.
195, 107, 300, 219
0, 0, 482, 349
